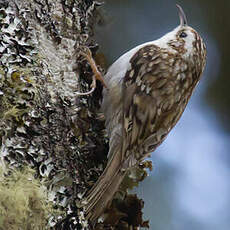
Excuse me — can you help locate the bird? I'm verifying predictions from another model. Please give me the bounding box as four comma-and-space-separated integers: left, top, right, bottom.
82, 4, 206, 226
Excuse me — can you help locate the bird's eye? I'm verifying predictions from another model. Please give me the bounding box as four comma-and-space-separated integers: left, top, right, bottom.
179, 31, 187, 38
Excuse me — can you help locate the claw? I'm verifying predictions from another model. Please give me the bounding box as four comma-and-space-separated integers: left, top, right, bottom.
80, 47, 108, 89
75, 73, 96, 96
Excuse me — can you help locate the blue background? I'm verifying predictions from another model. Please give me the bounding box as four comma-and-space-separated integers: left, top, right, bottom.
95, 1, 230, 229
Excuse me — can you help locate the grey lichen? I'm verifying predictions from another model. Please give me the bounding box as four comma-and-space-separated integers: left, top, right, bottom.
0, 0, 107, 229
0, 0, 149, 229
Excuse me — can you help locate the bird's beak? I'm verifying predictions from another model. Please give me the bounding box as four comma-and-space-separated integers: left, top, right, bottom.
176, 4, 188, 27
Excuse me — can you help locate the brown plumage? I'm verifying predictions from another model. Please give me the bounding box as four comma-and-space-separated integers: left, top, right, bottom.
82, 5, 206, 226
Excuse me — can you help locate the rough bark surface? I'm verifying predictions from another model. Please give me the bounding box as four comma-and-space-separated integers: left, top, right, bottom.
0, 0, 107, 228
0, 0, 149, 229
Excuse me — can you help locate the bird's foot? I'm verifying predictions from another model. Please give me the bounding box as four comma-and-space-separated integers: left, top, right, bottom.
79, 47, 107, 88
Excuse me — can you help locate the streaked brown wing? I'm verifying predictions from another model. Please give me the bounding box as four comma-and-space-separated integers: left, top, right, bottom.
121, 45, 179, 163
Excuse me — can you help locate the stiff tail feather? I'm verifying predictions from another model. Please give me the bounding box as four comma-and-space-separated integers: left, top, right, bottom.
83, 152, 126, 225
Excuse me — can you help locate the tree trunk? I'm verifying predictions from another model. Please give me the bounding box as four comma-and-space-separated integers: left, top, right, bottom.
0, 0, 149, 229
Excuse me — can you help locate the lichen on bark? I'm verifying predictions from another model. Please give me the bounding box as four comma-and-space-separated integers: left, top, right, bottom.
0, 0, 149, 229
0, 0, 107, 228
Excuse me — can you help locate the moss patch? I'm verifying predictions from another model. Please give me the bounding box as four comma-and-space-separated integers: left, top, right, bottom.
0, 167, 52, 230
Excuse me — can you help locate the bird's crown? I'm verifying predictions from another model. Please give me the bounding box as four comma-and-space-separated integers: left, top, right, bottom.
155, 5, 206, 67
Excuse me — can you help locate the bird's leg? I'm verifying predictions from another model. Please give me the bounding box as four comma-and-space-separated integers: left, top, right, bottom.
79, 47, 108, 89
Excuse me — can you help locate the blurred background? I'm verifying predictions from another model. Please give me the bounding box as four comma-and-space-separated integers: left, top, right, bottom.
95, 0, 230, 229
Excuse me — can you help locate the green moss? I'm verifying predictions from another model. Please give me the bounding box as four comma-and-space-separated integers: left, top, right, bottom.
3, 106, 28, 122
0, 69, 37, 122
0, 167, 53, 230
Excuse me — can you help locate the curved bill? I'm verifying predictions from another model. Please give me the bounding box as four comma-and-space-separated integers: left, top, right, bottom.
176, 4, 188, 26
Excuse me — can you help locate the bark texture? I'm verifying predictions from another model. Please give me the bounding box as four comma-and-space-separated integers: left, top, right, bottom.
0, 0, 149, 229
0, 0, 107, 228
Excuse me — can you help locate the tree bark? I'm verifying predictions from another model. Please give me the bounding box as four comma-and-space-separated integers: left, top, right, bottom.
0, 0, 149, 229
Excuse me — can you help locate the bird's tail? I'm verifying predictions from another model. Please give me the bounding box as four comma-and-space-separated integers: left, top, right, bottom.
83, 151, 126, 225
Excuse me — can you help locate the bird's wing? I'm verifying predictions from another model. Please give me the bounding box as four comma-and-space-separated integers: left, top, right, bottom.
121, 44, 175, 165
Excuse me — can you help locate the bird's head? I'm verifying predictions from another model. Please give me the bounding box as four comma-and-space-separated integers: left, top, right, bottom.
157, 5, 206, 71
